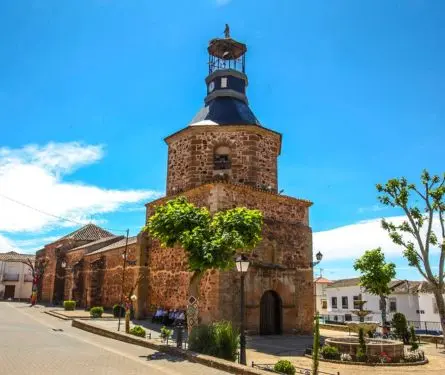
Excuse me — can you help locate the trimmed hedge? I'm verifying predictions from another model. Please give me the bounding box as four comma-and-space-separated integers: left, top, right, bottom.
90, 306, 104, 318
274, 360, 296, 375
130, 325, 146, 338
63, 300, 76, 311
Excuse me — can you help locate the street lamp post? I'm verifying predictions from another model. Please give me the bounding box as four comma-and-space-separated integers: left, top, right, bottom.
311, 251, 323, 316
235, 254, 250, 366
117, 229, 130, 332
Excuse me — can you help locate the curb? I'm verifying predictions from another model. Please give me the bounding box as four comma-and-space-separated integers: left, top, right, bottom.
45, 310, 117, 321
72, 319, 268, 375
44, 311, 71, 321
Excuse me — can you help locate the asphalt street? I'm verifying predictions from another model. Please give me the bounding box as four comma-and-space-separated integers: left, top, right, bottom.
0, 302, 229, 375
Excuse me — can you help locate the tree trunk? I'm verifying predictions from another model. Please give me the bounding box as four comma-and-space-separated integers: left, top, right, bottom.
433, 289, 445, 338
186, 270, 204, 335
380, 295, 387, 325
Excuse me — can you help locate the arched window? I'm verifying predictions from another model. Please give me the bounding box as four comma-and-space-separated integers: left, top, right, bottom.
214, 145, 231, 170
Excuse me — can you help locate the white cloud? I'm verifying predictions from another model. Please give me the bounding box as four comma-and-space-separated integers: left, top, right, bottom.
0, 142, 162, 234
313, 215, 442, 261
0, 234, 15, 251
357, 205, 386, 214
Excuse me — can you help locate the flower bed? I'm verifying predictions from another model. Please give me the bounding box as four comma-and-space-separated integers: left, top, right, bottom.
305, 354, 428, 366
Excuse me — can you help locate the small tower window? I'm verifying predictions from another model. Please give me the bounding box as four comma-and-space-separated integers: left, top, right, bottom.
221, 77, 228, 88
214, 146, 231, 170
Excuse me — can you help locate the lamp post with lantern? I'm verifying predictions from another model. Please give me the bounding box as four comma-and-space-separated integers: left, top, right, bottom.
311, 251, 323, 317
235, 254, 250, 366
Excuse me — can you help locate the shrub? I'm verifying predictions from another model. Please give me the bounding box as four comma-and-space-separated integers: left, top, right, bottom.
188, 321, 239, 362
189, 325, 216, 355
160, 326, 173, 341
63, 300, 76, 311
356, 349, 367, 362
112, 304, 125, 318
340, 353, 352, 362
320, 345, 340, 360
129, 325, 146, 338
212, 321, 239, 361
392, 313, 409, 343
358, 327, 366, 353
410, 325, 419, 350
273, 360, 296, 375
90, 306, 104, 318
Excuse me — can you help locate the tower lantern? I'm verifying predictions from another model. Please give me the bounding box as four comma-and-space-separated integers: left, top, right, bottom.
190, 25, 260, 126
208, 24, 247, 74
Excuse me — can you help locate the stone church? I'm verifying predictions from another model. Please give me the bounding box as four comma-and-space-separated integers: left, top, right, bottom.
37, 30, 314, 334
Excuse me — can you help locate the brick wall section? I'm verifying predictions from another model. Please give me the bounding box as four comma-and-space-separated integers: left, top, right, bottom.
145, 182, 314, 333
84, 243, 139, 308
165, 125, 281, 195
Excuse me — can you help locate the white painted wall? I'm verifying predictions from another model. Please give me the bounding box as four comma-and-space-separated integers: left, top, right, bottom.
0, 261, 33, 299
314, 283, 329, 314
326, 285, 421, 323
418, 293, 444, 324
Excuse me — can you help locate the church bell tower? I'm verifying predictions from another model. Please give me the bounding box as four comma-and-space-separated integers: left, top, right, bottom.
164, 26, 282, 196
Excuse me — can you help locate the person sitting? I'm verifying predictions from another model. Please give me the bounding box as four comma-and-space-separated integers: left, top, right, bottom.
152, 307, 162, 323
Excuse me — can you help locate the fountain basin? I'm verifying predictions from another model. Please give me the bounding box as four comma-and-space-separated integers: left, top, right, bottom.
325, 336, 404, 362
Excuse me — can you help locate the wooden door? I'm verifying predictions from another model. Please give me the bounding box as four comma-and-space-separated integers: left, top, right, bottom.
260, 290, 282, 335
4, 285, 15, 299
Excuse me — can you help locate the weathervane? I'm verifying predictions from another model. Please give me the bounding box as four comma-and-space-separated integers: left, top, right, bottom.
224, 24, 230, 39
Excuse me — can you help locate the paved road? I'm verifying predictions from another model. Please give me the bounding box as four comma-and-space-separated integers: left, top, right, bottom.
0, 302, 229, 375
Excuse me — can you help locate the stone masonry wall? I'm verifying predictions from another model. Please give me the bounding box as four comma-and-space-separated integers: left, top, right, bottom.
145, 182, 313, 333
165, 126, 281, 195
84, 243, 139, 308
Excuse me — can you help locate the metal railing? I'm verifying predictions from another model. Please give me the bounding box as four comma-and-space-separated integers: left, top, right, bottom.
319, 314, 373, 324
252, 362, 339, 375
407, 320, 443, 335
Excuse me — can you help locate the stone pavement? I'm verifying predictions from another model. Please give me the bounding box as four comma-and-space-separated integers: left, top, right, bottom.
0, 302, 230, 375
87, 318, 445, 375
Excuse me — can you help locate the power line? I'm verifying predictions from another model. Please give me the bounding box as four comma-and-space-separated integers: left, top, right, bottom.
0, 191, 129, 234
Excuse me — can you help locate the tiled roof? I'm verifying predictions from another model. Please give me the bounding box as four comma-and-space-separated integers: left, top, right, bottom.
328, 278, 361, 288
389, 280, 422, 294
68, 235, 124, 253
314, 277, 333, 284
57, 224, 115, 242
417, 281, 444, 294
0, 251, 35, 262
328, 278, 423, 294
86, 236, 138, 256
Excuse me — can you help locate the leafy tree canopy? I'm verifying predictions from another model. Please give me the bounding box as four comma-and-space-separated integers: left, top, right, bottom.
145, 197, 263, 272
353, 247, 396, 296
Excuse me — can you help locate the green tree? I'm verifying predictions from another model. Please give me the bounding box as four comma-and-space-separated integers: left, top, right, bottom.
377, 170, 445, 337
353, 248, 396, 324
144, 196, 263, 331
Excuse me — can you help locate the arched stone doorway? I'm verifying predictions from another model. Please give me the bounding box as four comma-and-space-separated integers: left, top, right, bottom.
260, 290, 282, 335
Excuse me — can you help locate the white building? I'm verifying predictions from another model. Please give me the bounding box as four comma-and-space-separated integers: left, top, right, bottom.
325, 278, 443, 334
0, 251, 35, 301
314, 276, 333, 314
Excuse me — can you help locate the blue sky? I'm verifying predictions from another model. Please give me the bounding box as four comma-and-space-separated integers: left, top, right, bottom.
0, 0, 444, 281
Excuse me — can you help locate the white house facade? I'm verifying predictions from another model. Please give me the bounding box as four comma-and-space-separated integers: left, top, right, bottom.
314, 276, 333, 315
325, 278, 443, 334
0, 251, 35, 300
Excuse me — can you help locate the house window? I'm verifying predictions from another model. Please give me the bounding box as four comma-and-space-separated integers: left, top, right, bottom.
353, 295, 361, 310
331, 297, 337, 309
389, 298, 397, 313
433, 298, 439, 314
214, 146, 231, 170
221, 77, 228, 88
321, 300, 327, 309
342, 297, 349, 309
